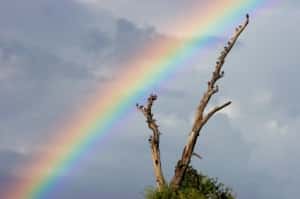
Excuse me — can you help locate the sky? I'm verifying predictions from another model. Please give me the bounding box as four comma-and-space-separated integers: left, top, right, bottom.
0, 0, 299, 198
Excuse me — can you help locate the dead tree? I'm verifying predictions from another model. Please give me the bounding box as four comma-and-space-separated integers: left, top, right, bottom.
137, 14, 249, 191
136, 94, 166, 190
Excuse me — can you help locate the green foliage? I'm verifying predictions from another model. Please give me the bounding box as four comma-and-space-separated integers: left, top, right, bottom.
145, 186, 176, 199
145, 186, 206, 199
145, 166, 235, 199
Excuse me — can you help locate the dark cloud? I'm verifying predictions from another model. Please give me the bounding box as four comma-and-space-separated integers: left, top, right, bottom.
0, 149, 29, 196
0, 0, 165, 148
0, 149, 27, 173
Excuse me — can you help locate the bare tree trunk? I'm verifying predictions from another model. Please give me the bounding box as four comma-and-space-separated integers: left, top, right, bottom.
170, 14, 250, 190
137, 95, 166, 190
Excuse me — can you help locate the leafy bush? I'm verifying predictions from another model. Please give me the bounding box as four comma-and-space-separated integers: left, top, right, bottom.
145, 186, 206, 199
145, 166, 235, 199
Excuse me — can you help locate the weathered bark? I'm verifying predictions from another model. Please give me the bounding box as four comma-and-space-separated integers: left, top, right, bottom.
170, 14, 250, 190
136, 94, 166, 190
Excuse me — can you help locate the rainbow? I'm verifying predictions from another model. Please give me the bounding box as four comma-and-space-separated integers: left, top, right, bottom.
4, 0, 269, 198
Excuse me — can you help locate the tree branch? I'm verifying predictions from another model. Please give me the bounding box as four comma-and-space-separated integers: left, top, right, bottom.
170, 14, 250, 190
192, 152, 203, 160
202, 101, 232, 126
136, 94, 166, 190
